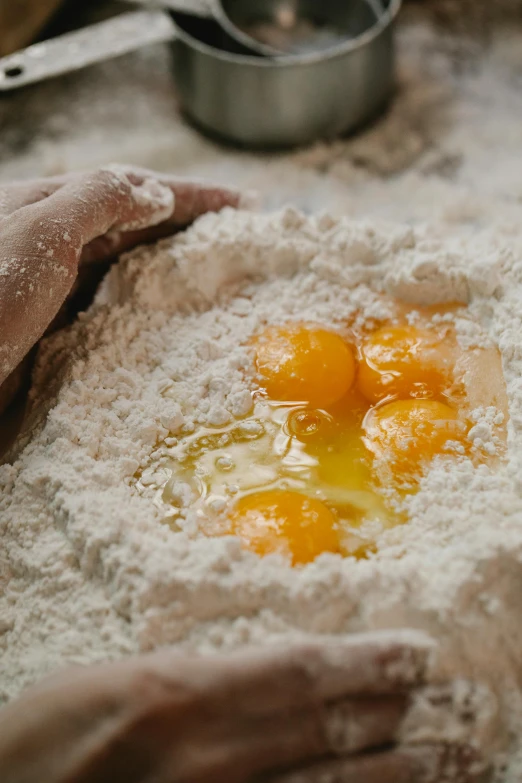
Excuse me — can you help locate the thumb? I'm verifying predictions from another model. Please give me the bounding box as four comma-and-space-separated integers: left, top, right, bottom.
102, 165, 176, 231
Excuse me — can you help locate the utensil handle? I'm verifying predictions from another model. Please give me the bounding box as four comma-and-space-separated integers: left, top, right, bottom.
0, 10, 177, 92
126, 0, 213, 16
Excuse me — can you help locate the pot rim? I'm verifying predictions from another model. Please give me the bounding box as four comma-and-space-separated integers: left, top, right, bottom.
174, 0, 402, 68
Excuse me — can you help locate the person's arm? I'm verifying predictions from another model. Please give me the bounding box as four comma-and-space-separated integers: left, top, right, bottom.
0, 634, 484, 783
0, 166, 241, 390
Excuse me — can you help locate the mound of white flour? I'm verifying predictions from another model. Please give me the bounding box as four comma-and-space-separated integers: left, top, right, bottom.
3, 207, 522, 776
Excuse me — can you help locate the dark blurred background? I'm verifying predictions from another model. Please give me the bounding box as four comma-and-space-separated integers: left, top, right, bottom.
0, 0, 126, 56
1, 0, 521, 215
1, 0, 519, 57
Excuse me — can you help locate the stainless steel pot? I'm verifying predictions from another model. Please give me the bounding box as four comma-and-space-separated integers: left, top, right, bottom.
0, 0, 401, 149
174, 0, 400, 146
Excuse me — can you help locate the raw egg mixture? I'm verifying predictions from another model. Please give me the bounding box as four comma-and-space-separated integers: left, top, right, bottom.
136, 300, 506, 566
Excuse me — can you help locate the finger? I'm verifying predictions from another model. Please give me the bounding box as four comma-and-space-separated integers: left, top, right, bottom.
265, 744, 490, 783
2, 169, 174, 231
0, 173, 78, 217
79, 169, 244, 264
114, 164, 244, 226
0, 166, 244, 273
222, 631, 434, 707
80, 178, 243, 264
158, 177, 242, 226
166, 695, 409, 783
242, 696, 409, 775
400, 681, 497, 749
319, 695, 409, 755
79, 187, 238, 264
2, 168, 175, 262
166, 677, 492, 783
13, 653, 414, 783
96, 167, 177, 232
80, 222, 185, 266
0, 167, 244, 226
146, 631, 435, 720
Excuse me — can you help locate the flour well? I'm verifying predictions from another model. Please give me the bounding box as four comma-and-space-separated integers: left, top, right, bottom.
3, 207, 522, 777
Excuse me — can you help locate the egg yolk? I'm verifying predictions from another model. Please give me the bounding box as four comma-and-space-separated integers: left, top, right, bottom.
364, 399, 469, 479
227, 489, 340, 565
254, 323, 355, 407
357, 325, 454, 404
139, 303, 506, 568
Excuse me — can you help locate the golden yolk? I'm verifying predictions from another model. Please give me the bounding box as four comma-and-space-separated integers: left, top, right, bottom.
254, 323, 355, 408
357, 325, 454, 404
227, 489, 340, 565
142, 305, 506, 568
364, 399, 469, 479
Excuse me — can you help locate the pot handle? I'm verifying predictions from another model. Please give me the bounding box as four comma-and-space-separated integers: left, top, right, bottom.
127, 0, 213, 15
0, 10, 177, 92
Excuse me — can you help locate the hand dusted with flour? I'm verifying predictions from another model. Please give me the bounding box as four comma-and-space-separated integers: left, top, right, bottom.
4, 635, 478, 783
0, 207, 517, 777
0, 166, 241, 392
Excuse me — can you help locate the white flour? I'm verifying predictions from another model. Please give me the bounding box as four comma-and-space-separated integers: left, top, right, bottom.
2, 206, 522, 777
2, 0, 522, 777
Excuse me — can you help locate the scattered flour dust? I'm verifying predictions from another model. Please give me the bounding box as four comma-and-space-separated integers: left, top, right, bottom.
3, 206, 522, 777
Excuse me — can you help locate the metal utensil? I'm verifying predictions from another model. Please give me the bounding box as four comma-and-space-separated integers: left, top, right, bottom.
0, 0, 401, 149
126, 0, 282, 56
174, 0, 400, 146
0, 2, 271, 91
129, 0, 387, 56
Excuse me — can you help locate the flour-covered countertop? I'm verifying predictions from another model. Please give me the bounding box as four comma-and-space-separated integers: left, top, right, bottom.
4, 3, 522, 777
1, 0, 522, 232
